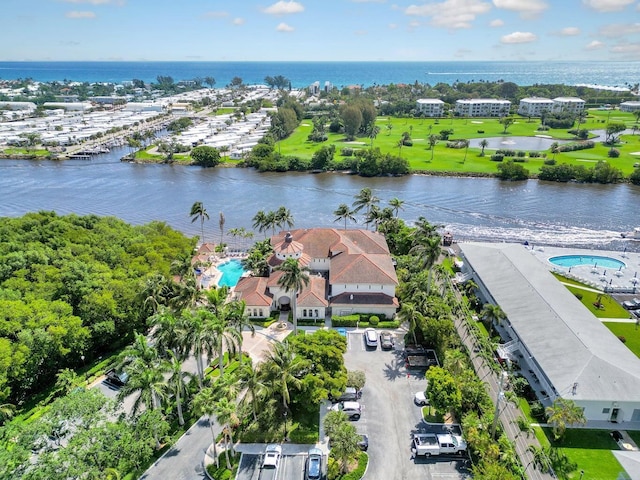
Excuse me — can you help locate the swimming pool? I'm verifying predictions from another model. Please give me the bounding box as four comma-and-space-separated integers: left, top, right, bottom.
217, 259, 246, 287
548, 255, 626, 269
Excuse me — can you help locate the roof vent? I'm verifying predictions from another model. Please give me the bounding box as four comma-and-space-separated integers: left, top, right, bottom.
284, 232, 292, 243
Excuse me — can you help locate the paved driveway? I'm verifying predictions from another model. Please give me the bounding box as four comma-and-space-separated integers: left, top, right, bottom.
343, 330, 471, 480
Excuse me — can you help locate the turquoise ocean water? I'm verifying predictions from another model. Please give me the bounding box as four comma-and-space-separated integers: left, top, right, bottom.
0, 61, 638, 88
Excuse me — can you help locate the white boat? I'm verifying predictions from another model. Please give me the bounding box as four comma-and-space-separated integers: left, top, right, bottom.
621, 227, 640, 240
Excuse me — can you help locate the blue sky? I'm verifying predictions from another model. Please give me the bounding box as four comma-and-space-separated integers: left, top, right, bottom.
2, 0, 640, 61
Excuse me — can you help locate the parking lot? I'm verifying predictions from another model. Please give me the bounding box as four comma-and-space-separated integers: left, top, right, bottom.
234, 447, 310, 480
343, 329, 471, 480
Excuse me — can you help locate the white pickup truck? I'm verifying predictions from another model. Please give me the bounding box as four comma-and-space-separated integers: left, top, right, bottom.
260, 444, 282, 480
412, 433, 467, 457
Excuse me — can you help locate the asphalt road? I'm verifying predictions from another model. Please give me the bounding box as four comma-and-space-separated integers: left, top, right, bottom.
343, 330, 471, 480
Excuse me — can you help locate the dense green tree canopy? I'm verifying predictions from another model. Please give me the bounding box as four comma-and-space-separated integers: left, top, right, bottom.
0, 212, 194, 402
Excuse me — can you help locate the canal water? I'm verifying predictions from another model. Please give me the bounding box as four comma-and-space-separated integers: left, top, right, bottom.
1, 147, 638, 252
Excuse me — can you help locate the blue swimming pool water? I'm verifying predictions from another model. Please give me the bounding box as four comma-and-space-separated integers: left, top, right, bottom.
549, 255, 625, 269
218, 259, 245, 287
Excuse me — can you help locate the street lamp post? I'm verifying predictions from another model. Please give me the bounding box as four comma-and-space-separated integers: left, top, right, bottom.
491, 371, 508, 439
580, 470, 584, 480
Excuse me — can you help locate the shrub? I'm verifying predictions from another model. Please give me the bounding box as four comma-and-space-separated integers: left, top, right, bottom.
529, 401, 546, 421
513, 157, 526, 163
517, 151, 526, 158
477, 130, 484, 134
529, 151, 541, 158
543, 159, 556, 165
618, 335, 627, 343
574, 292, 583, 300
402, 139, 413, 147
537, 126, 549, 131
608, 148, 620, 158
496, 149, 516, 157
369, 315, 379, 326
556, 141, 595, 153
341, 147, 354, 157
490, 154, 504, 162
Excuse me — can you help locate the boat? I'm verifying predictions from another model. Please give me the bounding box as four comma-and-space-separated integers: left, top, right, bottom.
621, 227, 640, 240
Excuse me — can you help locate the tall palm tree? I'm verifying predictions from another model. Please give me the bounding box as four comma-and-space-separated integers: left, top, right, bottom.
276, 258, 310, 334
190, 201, 209, 244
178, 309, 216, 388
259, 341, 305, 412
275, 206, 294, 231
428, 134, 439, 161
252, 210, 269, 238
462, 139, 470, 163
265, 210, 278, 236
397, 302, 424, 345
141, 273, 173, 314
225, 298, 255, 341
352, 188, 379, 229
118, 361, 168, 435
550, 142, 559, 160
150, 308, 183, 356
388, 197, 405, 217
118, 332, 159, 370
481, 303, 506, 338
166, 350, 192, 426
479, 139, 489, 157
192, 386, 220, 468
218, 211, 225, 247
545, 398, 586, 440
367, 124, 380, 147
410, 235, 441, 293
209, 313, 243, 377
214, 397, 240, 469
238, 362, 265, 422
333, 203, 357, 230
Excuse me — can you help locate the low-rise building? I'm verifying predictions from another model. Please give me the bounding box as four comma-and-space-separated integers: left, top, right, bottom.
620, 101, 640, 113
455, 99, 511, 117
416, 99, 444, 117
552, 97, 585, 115
517, 97, 554, 117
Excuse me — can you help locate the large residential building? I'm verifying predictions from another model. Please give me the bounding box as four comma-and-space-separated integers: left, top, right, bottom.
552, 97, 586, 115
517, 97, 554, 117
454, 99, 511, 117
458, 242, 640, 423
620, 101, 640, 113
234, 228, 399, 320
416, 98, 445, 117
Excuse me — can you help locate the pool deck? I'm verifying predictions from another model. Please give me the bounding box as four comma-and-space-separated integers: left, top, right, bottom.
197, 253, 248, 290
528, 245, 640, 295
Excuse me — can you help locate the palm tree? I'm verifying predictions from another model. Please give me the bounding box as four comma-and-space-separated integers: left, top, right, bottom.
218, 211, 225, 247
275, 206, 294, 231
178, 309, 216, 388
141, 273, 172, 314
481, 303, 506, 338
192, 386, 221, 468
333, 203, 357, 230
410, 235, 441, 293
329, 421, 361, 474
550, 141, 559, 160
0, 402, 16, 425
388, 197, 405, 217
252, 210, 269, 238
352, 188, 379, 229
367, 124, 380, 147
204, 76, 216, 89
118, 332, 159, 370
545, 398, 587, 440
238, 362, 265, 422
166, 350, 191, 426
479, 139, 489, 157
150, 308, 183, 356
259, 341, 305, 412
462, 139, 470, 163
210, 314, 243, 377
397, 302, 424, 345
214, 397, 240, 469
190, 201, 209, 244
428, 134, 439, 161
527, 445, 552, 472
276, 258, 310, 334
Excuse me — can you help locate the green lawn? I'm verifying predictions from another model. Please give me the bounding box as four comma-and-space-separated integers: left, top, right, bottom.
543, 428, 624, 480
279, 109, 640, 176
553, 273, 631, 318
603, 322, 640, 358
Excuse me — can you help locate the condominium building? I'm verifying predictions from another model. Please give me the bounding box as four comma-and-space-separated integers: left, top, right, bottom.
454, 98, 511, 117
552, 97, 586, 115
517, 97, 554, 117
416, 98, 445, 117
620, 101, 640, 113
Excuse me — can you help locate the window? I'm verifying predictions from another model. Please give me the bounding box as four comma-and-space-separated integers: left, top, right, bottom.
303, 309, 307, 317
602, 408, 610, 414
315, 309, 319, 317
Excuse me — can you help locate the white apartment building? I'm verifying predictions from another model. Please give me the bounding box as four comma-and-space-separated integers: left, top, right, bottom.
620, 101, 640, 113
455, 99, 511, 117
552, 97, 586, 115
416, 98, 444, 117
517, 97, 554, 117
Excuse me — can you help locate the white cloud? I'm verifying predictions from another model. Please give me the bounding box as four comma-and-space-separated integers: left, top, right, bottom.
493, 0, 547, 17
500, 31, 537, 43
610, 42, 640, 58
585, 40, 605, 49
65, 10, 96, 18
276, 22, 295, 32
582, 0, 635, 12
405, 0, 492, 29
202, 11, 228, 19
388, 23, 398, 29
233, 18, 245, 25
264, 1, 304, 15
558, 27, 580, 36
490, 19, 504, 27
597, 23, 640, 37
409, 20, 421, 28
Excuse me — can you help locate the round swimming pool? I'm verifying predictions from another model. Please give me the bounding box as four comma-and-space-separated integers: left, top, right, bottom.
549, 255, 625, 269
217, 259, 246, 287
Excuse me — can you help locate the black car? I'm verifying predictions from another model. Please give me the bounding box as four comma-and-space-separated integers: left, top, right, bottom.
357, 434, 369, 451
104, 369, 129, 389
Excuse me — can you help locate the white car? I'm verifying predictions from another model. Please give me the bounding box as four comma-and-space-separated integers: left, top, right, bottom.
364, 328, 378, 348
414, 391, 429, 406
330, 401, 362, 420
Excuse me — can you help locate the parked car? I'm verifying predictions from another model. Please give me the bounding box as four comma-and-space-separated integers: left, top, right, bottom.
330, 401, 362, 420
380, 332, 394, 349
103, 369, 128, 389
414, 391, 429, 406
364, 328, 378, 348
332, 386, 362, 403
622, 298, 640, 310
305, 447, 323, 480
357, 434, 369, 451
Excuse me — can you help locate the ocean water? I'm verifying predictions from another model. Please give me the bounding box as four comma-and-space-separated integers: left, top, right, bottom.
0, 61, 638, 89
